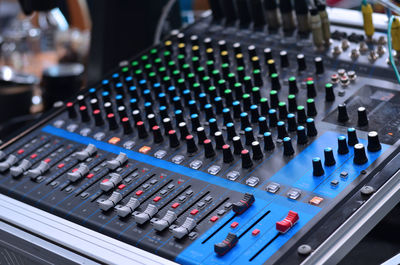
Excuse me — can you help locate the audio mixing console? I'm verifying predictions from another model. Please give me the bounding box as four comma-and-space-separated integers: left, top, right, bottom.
2, 1, 400, 264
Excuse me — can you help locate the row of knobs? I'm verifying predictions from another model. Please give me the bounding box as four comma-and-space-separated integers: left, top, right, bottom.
312, 129, 381, 176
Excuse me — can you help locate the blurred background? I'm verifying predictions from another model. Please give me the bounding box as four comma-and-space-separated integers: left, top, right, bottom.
0, 0, 396, 142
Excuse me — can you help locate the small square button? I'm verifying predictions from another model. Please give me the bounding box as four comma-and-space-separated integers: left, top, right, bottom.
108, 137, 121, 145
309, 196, 324, 206
139, 146, 151, 154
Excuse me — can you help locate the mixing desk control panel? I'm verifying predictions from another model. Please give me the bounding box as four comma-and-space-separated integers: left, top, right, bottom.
2, 1, 400, 264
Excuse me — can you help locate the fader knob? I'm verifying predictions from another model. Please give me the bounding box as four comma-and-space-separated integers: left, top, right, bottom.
367, 131, 381, 152
324, 147, 336, 166
241, 149, 253, 169
353, 143, 368, 165
186, 134, 198, 153
283, 137, 294, 156
312, 157, 325, 176
337, 104, 349, 122
357, 107, 368, 127
223, 144, 234, 163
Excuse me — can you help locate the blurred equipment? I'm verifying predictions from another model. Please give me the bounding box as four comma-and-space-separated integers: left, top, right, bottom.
41, 63, 84, 110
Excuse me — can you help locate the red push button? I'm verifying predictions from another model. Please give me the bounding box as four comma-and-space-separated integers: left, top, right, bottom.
210, 216, 219, 222
252, 229, 260, 236
101, 179, 109, 183
30, 153, 38, 159
86, 173, 94, 179
17, 149, 24, 155
230, 222, 239, 228
190, 209, 199, 215
135, 190, 143, 196
171, 202, 180, 208
276, 211, 299, 233
118, 184, 126, 190
153, 196, 161, 202
44, 158, 51, 163
57, 163, 65, 169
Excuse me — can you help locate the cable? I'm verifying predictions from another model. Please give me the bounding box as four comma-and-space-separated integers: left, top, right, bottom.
153, 0, 177, 45
387, 15, 400, 84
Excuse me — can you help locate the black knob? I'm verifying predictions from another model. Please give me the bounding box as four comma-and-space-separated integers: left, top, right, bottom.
264, 48, 272, 61
204, 104, 215, 121
186, 134, 198, 153
79, 106, 90, 122
250, 105, 260, 123
233, 136, 244, 155
277, 121, 288, 139
66, 102, 77, 118
287, 113, 297, 132
297, 54, 307, 71
337, 104, 349, 123
267, 59, 277, 75
197, 127, 207, 145
122, 117, 133, 134
258, 117, 269, 134
240, 112, 251, 130
137, 121, 148, 138
288, 77, 299, 94
357, 107, 368, 127
315, 57, 324, 74
191, 114, 201, 131
312, 157, 325, 176
296, 105, 306, 124
204, 139, 216, 158
270, 90, 279, 109
146, 113, 157, 128
283, 137, 295, 156
268, 109, 278, 127
263, 132, 275, 151
244, 127, 255, 146
107, 113, 118, 130
132, 109, 143, 124
233, 101, 242, 119
338, 136, 349, 154
297, 125, 308, 144
306, 118, 318, 137
251, 141, 263, 160
271, 73, 281, 91
215, 131, 226, 149
353, 143, 368, 165
325, 83, 335, 102
93, 109, 104, 126
178, 122, 190, 140
306, 81, 317, 98
223, 144, 234, 163
288, 95, 297, 113
367, 131, 381, 152
162, 118, 173, 135
209, 118, 220, 136
278, 102, 288, 120
168, 130, 180, 148
260, 97, 270, 116
159, 106, 168, 119
77, 94, 86, 107
152, 125, 163, 143
223, 108, 233, 125
347, 128, 358, 146
306, 99, 317, 117
280, 50, 289, 68
226, 122, 237, 140
324, 147, 336, 166
241, 149, 253, 169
